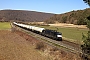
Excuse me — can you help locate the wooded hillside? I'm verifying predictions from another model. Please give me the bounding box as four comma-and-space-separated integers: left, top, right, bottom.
0, 8, 90, 25
0, 10, 54, 22
45, 8, 90, 25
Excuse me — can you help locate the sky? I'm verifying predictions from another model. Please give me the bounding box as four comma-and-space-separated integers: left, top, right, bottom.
0, 0, 89, 14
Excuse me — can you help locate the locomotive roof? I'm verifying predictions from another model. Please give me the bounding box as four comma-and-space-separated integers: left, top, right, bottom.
45, 29, 62, 34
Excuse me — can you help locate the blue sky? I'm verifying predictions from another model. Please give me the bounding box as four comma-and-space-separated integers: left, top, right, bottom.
0, 0, 89, 14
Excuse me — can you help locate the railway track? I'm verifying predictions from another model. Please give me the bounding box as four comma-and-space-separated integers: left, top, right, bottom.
28, 30, 82, 53
12, 24, 82, 54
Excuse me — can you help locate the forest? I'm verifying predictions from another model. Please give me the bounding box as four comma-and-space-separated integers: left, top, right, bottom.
0, 10, 54, 22
45, 8, 90, 25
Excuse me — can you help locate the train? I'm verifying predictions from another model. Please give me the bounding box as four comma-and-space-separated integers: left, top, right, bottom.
13, 22, 62, 41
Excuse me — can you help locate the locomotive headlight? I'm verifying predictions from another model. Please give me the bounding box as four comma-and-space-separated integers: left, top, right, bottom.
57, 35, 62, 37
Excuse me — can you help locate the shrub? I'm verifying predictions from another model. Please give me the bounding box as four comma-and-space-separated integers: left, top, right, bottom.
35, 42, 46, 51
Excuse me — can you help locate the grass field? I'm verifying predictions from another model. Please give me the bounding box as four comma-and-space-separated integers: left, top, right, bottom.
36, 25, 88, 44
0, 22, 88, 44
0, 22, 11, 29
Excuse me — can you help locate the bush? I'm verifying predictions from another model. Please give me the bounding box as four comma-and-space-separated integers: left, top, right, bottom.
35, 42, 46, 51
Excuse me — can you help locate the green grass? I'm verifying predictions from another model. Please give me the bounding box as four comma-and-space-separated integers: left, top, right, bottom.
35, 25, 88, 44
0, 22, 11, 30
57, 27, 87, 44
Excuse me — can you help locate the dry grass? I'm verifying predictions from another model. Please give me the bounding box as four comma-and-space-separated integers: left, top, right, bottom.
0, 30, 51, 60
49, 23, 87, 29
43, 45, 82, 60
0, 29, 82, 60
14, 30, 82, 60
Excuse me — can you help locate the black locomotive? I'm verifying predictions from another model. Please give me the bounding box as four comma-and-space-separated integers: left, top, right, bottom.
42, 29, 62, 41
